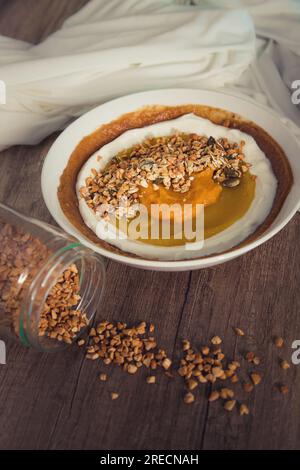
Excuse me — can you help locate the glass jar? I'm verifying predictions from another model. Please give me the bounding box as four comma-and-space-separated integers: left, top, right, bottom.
0, 203, 106, 352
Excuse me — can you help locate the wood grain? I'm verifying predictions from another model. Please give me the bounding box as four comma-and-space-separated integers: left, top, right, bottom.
0, 0, 300, 451
0, 0, 88, 42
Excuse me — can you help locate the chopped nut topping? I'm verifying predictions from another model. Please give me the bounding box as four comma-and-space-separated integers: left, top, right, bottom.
162, 358, 172, 370
250, 373, 262, 386
79, 133, 249, 220
201, 346, 210, 355
280, 360, 290, 370
186, 378, 198, 391
208, 391, 220, 402
233, 327, 245, 337
245, 351, 261, 365
220, 388, 234, 399
212, 366, 223, 377
79, 326, 294, 418
84, 320, 172, 378
198, 374, 208, 384
178, 366, 188, 377
0, 224, 88, 344
0, 224, 49, 334
38, 264, 89, 343
239, 404, 250, 416
225, 369, 234, 378
224, 400, 236, 411
127, 364, 138, 374
243, 382, 254, 393
274, 337, 284, 348
245, 351, 255, 362
231, 374, 239, 384
253, 356, 261, 365
176, 335, 244, 403
182, 339, 191, 351
211, 336, 222, 345
184, 392, 195, 404
279, 385, 289, 394
146, 376, 156, 384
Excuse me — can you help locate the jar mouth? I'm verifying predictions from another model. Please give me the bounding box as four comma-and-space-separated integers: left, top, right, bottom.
19, 243, 106, 352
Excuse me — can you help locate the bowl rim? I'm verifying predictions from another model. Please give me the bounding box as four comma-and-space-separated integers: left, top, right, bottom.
41, 88, 300, 270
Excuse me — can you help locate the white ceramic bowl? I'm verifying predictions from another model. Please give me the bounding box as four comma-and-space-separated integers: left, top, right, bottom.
41, 89, 300, 271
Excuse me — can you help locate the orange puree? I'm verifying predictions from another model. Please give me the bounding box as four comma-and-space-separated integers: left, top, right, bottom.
133, 169, 256, 246
140, 168, 222, 216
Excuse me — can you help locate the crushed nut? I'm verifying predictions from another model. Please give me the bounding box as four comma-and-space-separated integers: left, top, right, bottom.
0, 223, 88, 344
220, 388, 234, 399
84, 320, 171, 378
184, 392, 195, 404
208, 391, 220, 402
212, 366, 223, 377
280, 360, 290, 370
211, 336, 222, 345
274, 337, 284, 348
243, 382, 254, 393
279, 385, 289, 394
146, 375, 156, 384
177, 338, 241, 400
250, 373, 262, 386
239, 404, 250, 416
233, 327, 245, 337
224, 400, 236, 411
79, 326, 291, 420
253, 356, 261, 365
186, 378, 198, 391
245, 351, 255, 362
80, 134, 249, 221
162, 358, 172, 370
182, 340, 190, 351
38, 263, 89, 343
127, 364, 138, 374
231, 374, 239, 384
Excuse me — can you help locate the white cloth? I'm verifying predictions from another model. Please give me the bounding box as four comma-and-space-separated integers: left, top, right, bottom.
192, 0, 300, 128
0, 0, 255, 150
193, 0, 300, 212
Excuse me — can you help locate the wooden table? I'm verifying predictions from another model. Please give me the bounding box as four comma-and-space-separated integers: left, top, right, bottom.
0, 0, 300, 451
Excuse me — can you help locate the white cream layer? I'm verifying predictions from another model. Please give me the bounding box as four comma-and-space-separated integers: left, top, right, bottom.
76, 114, 277, 260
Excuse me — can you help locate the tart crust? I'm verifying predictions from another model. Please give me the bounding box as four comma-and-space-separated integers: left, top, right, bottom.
58, 104, 293, 260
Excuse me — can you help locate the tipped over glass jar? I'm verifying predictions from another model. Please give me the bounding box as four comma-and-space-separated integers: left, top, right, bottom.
0, 203, 106, 352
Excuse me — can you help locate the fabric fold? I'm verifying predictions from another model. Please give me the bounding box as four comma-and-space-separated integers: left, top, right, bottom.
192, 0, 300, 127
0, 0, 255, 150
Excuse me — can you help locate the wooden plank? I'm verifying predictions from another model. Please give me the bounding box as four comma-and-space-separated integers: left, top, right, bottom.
0, 0, 300, 450
0, 0, 89, 43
